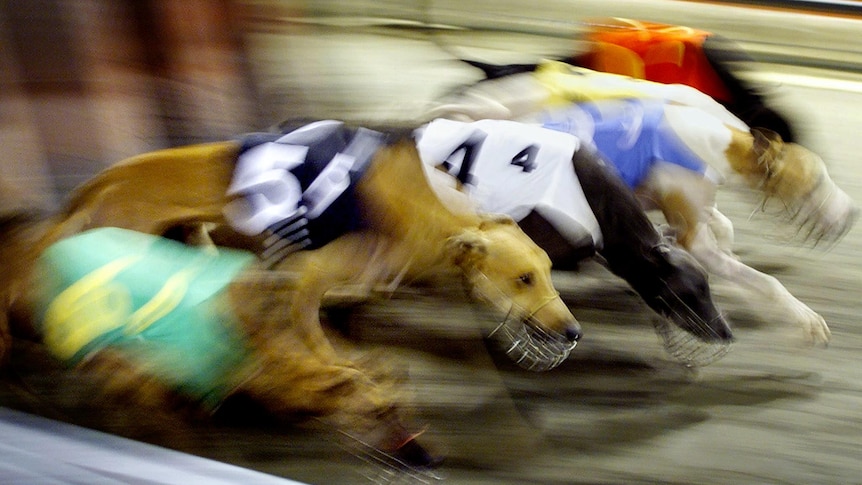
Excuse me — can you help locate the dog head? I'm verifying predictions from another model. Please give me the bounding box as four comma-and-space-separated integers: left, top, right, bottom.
637, 243, 733, 366
754, 129, 858, 244
447, 215, 581, 370
642, 243, 732, 341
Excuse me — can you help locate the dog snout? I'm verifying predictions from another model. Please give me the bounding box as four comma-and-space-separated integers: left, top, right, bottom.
531, 295, 581, 343
709, 316, 734, 343
844, 204, 860, 235
393, 437, 443, 469
565, 324, 582, 343
683, 312, 734, 344
810, 187, 858, 243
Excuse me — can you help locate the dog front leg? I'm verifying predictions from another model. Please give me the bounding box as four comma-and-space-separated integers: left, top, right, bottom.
685, 221, 831, 345
705, 206, 737, 258
278, 232, 394, 363
241, 342, 395, 431
242, 343, 434, 468
229, 267, 423, 460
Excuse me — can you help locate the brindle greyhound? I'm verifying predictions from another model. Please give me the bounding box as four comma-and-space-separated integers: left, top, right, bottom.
426, 60, 858, 346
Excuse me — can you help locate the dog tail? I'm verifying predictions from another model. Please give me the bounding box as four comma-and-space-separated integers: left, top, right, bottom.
461, 59, 540, 80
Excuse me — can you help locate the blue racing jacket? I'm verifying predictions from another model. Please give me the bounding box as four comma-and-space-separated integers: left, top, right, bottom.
540, 98, 710, 188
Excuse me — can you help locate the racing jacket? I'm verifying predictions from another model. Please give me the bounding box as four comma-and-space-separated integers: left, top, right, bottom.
415, 118, 603, 253
538, 97, 721, 188
33, 227, 256, 409
223, 120, 387, 266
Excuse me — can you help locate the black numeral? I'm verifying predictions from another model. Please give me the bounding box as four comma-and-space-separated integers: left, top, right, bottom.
442, 132, 539, 187
511, 145, 539, 172
442, 131, 487, 186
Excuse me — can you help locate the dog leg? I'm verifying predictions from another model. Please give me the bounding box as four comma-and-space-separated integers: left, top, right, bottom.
78, 349, 205, 450
230, 268, 398, 422
229, 273, 432, 467
274, 232, 399, 363
648, 170, 828, 344
241, 341, 399, 435
686, 221, 831, 344
242, 351, 434, 467
705, 206, 737, 258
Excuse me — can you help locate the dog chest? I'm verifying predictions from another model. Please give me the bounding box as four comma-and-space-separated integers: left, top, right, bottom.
32, 227, 256, 408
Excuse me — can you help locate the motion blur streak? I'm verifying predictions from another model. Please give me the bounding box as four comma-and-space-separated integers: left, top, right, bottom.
3, 1, 862, 484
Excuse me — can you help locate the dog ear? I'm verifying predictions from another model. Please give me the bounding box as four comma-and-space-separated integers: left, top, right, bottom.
752, 128, 784, 169
446, 228, 489, 270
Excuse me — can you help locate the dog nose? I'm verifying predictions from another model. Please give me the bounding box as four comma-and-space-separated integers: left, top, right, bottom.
394, 437, 444, 469
712, 319, 734, 343
565, 325, 582, 343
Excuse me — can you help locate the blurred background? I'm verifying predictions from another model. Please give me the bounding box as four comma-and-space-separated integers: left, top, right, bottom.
5, 0, 862, 206
4, 1, 862, 484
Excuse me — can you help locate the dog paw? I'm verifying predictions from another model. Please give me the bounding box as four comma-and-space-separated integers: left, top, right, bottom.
801, 312, 831, 347
655, 223, 678, 241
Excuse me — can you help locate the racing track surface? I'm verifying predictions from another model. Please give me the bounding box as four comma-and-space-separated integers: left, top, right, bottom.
3, 2, 862, 484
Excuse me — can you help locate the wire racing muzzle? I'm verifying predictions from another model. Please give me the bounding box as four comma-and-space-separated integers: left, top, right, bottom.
649, 283, 733, 367
485, 293, 577, 372
466, 271, 577, 371
652, 315, 732, 367
487, 311, 576, 371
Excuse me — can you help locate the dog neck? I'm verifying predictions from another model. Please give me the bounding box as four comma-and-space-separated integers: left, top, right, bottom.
356, 139, 485, 274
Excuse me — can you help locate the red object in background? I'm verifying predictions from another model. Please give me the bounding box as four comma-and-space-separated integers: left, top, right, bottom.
578, 18, 733, 103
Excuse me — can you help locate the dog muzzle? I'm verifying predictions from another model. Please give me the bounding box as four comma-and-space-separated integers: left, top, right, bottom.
466, 272, 577, 371
337, 429, 443, 485
652, 316, 732, 367
483, 292, 577, 372
487, 307, 577, 371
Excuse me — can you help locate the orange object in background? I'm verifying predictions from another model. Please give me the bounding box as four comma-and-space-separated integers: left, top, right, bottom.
578, 18, 733, 103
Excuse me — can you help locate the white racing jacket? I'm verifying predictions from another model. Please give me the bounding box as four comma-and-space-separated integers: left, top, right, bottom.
415, 118, 603, 250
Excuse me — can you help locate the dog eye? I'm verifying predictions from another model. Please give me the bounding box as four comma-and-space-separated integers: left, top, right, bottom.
517, 273, 534, 287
